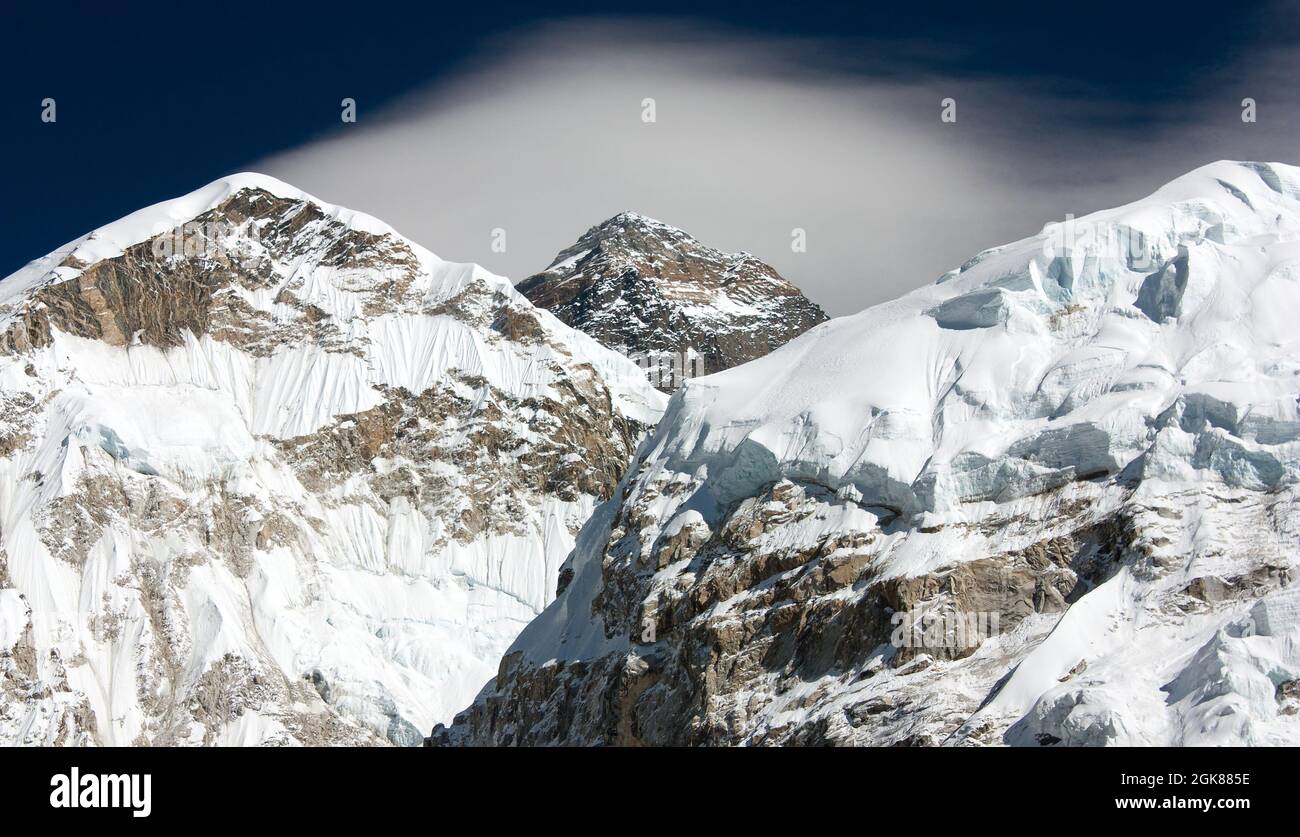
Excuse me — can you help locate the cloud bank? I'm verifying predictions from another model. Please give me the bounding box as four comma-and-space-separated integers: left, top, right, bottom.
256, 18, 1300, 315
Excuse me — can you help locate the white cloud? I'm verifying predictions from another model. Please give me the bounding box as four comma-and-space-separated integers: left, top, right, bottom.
256, 18, 1300, 315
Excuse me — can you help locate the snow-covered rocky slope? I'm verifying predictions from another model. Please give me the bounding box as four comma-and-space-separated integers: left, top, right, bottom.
517, 212, 827, 381
0, 174, 665, 745
433, 161, 1300, 746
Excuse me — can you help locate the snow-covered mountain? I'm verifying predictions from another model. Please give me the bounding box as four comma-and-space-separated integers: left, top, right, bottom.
433, 161, 1300, 746
0, 174, 665, 745
516, 212, 828, 381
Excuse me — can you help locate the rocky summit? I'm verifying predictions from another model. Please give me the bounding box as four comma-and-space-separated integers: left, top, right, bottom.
516, 212, 828, 381
433, 162, 1300, 746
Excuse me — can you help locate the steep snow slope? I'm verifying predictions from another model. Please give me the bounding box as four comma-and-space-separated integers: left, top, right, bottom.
434, 161, 1300, 746
0, 174, 665, 745
517, 212, 827, 381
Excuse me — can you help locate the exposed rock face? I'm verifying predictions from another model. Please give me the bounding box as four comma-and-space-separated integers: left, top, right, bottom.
0, 174, 664, 746
516, 213, 828, 381
1, 189, 419, 357
433, 162, 1300, 747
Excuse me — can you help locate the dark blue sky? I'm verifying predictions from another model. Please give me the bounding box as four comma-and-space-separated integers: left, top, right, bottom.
1, 0, 1292, 280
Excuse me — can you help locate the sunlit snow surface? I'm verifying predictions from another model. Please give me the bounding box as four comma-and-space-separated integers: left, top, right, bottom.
644, 162, 1300, 514
0, 174, 665, 745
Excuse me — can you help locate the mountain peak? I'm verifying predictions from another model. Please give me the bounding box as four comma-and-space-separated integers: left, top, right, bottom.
0, 172, 440, 314
559, 211, 708, 262
194, 171, 311, 201
601, 210, 671, 228
0, 177, 666, 746
518, 214, 828, 382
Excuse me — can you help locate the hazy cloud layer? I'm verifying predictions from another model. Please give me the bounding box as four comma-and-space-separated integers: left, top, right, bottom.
257, 18, 1300, 316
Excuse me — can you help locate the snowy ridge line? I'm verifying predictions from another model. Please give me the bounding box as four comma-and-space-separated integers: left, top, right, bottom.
626, 160, 1300, 520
